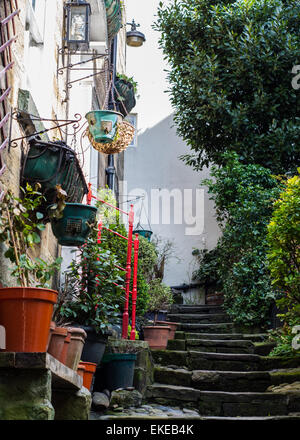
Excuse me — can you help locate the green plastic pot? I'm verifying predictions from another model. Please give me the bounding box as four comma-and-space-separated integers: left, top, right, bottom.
105, 0, 122, 39
22, 138, 87, 206
49, 203, 97, 247
133, 229, 153, 242
115, 78, 136, 117
99, 353, 137, 391
85, 110, 123, 144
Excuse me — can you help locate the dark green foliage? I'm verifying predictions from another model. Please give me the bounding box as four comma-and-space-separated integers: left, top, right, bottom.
200, 154, 282, 327
155, 0, 300, 173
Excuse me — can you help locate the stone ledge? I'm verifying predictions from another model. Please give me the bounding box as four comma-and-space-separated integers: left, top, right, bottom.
0, 352, 82, 390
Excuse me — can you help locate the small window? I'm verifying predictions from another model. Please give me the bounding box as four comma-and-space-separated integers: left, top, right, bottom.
32, 0, 36, 11
125, 113, 138, 147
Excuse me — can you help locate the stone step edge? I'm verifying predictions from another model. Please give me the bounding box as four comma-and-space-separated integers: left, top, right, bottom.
154, 366, 270, 378
148, 383, 288, 400
186, 339, 254, 345
152, 349, 261, 361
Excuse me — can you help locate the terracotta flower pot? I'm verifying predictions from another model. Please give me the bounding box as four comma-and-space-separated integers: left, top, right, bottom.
60, 330, 71, 365
143, 325, 171, 350
79, 361, 97, 390
65, 327, 87, 370
0, 287, 58, 352
155, 321, 179, 340
47, 326, 68, 361
77, 362, 86, 379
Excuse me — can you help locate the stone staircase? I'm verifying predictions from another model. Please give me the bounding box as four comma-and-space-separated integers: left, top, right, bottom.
145, 304, 300, 419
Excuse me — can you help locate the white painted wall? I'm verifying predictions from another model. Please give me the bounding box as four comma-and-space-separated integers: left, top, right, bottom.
123, 0, 221, 288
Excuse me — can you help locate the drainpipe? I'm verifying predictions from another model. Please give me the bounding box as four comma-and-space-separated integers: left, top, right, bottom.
106, 35, 118, 191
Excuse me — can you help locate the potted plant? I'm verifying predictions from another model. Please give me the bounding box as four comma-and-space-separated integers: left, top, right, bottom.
142, 279, 174, 350
0, 184, 62, 352
85, 110, 134, 155
21, 137, 88, 215
48, 202, 98, 247
53, 226, 125, 366
94, 340, 141, 391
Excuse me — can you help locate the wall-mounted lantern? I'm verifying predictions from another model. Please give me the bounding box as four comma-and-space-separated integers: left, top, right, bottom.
65, 0, 91, 51
126, 19, 146, 47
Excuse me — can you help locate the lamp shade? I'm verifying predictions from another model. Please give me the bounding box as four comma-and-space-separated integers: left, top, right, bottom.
65, 1, 91, 50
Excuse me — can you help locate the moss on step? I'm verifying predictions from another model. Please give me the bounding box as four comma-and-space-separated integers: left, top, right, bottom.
167, 339, 186, 351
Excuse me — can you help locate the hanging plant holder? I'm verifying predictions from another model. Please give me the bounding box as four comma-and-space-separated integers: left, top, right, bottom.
115, 77, 136, 117
85, 110, 123, 144
22, 137, 88, 209
133, 227, 153, 242
133, 199, 153, 241
48, 203, 97, 247
86, 119, 135, 155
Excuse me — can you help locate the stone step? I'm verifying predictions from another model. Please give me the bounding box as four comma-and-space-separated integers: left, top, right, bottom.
153, 366, 271, 392
186, 339, 255, 354
167, 313, 231, 324
151, 349, 262, 371
170, 305, 224, 315
188, 351, 262, 371
182, 332, 267, 342
180, 322, 235, 333
146, 384, 289, 416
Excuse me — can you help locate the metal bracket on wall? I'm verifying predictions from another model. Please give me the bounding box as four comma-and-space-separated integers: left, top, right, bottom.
9, 110, 84, 147
57, 47, 110, 103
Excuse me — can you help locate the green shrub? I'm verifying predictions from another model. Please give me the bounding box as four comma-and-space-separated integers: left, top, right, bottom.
266, 169, 300, 356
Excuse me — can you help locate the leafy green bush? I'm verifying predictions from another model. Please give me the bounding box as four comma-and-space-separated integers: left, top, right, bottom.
55, 229, 124, 333
267, 170, 300, 320
146, 278, 173, 321
201, 153, 282, 328
266, 169, 300, 355
155, 0, 300, 174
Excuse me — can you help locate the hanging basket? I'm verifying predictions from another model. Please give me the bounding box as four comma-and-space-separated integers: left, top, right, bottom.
115, 77, 136, 117
22, 137, 88, 209
48, 203, 97, 247
86, 119, 135, 155
133, 229, 153, 242
85, 110, 123, 144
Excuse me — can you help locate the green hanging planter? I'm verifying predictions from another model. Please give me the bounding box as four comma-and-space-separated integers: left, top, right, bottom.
22, 137, 88, 208
85, 110, 123, 144
115, 77, 136, 117
105, 0, 122, 40
49, 203, 97, 247
133, 229, 153, 242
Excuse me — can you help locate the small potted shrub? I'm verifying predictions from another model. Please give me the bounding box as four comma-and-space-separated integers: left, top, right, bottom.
142, 279, 174, 350
53, 227, 125, 366
0, 184, 62, 352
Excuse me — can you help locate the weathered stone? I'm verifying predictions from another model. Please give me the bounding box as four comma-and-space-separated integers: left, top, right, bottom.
92, 392, 110, 410
110, 389, 143, 408
254, 342, 276, 356
174, 331, 186, 340
151, 350, 187, 368
52, 386, 92, 420
188, 351, 261, 371
167, 339, 186, 351
191, 370, 270, 392
0, 369, 54, 420
270, 368, 300, 386
154, 366, 191, 387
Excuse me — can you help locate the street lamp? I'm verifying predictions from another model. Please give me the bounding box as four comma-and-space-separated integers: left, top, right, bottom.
126, 19, 146, 47
65, 0, 91, 51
